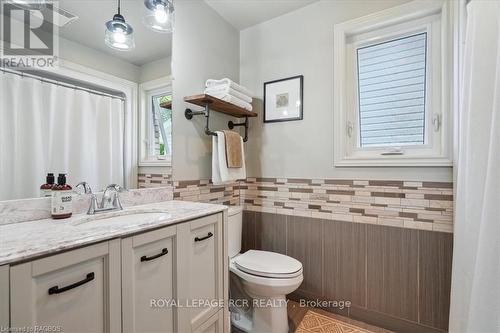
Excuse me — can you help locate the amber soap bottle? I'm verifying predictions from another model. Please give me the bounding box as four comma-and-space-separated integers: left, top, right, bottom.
51, 173, 73, 219
40, 173, 55, 197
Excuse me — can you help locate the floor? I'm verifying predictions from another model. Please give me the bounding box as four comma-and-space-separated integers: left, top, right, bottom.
232, 300, 393, 333
288, 301, 393, 333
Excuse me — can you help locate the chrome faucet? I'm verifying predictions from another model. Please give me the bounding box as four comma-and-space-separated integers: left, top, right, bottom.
87, 184, 125, 215
75, 182, 93, 195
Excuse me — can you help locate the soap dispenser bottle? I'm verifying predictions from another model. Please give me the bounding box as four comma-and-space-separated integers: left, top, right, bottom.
40, 173, 55, 197
51, 173, 73, 219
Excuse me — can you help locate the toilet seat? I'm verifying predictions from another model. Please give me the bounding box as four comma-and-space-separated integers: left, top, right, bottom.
234, 250, 302, 278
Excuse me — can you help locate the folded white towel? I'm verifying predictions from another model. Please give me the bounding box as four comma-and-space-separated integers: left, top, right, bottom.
212, 132, 246, 185
206, 92, 253, 111
205, 78, 254, 98
205, 85, 252, 103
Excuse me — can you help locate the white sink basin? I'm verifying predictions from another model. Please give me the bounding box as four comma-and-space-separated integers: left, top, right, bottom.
71, 209, 171, 226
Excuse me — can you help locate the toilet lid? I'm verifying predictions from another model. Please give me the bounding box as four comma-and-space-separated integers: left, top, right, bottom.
234, 250, 302, 278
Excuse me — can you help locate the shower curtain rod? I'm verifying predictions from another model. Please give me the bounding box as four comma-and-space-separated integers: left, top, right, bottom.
0, 67, 126, 101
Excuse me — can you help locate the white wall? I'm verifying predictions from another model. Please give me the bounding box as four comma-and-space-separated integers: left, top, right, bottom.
140, 56, 172, 83
240, 0, 452, 181
171, 0, 240, 181
60, 37, 172, 84
59, 37, 141, 82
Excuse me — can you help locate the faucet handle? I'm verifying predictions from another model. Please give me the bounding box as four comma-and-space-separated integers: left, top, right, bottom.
104, 184, 125, 192
101, 184, 126, 210
87, 194, 99, 215
75, 182, 93, 195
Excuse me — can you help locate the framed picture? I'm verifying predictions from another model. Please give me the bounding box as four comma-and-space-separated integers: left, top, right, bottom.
263, 75, 303, 123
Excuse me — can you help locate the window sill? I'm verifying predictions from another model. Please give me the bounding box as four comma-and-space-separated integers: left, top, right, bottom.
139, 160, 172, 167
334, 157, 453, 167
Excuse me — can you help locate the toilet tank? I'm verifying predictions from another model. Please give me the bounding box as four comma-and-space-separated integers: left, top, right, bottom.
227, 206, 243, 258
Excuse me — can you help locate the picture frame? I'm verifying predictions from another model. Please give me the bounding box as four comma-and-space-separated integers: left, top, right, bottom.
263, 75, 303, 123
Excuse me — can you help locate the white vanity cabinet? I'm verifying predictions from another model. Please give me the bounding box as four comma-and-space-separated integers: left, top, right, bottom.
121, 224, 178, 333
0, 265, 9, 329
9, 240, 122, 333
184, 214, 224, 330
193, 311, 224, 333
5, 211, 228, 333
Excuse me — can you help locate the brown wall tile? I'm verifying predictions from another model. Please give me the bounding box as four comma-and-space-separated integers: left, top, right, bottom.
289, 188, 314, 193
419, 230, 453, 330
324, 179, 354, 186
287, 216, 323, 297
242, 210, 256, 252
324, 220, 367, 308
240, 208, 453, 332
367, 225, 419, 322
371, 192, 406, 198
422, 182, 453, 189
255, 212, 287, 254
368, 180, 404, 187
424, 194, 453, 201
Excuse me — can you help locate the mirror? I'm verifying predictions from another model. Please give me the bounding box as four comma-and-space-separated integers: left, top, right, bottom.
0, 0, 173, 201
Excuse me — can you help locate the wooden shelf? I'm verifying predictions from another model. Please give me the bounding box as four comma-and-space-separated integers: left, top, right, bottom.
160, 101, 172, 109
184, 94, 257, 118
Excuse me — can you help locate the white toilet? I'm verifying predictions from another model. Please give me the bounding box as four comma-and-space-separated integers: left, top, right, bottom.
227, 206, 303, 333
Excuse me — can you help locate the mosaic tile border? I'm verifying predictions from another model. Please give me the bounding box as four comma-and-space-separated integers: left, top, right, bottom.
239, 178, 453, 233
171, 177, 453, 232
138, 172, 172, 188
173, 179, 240, 206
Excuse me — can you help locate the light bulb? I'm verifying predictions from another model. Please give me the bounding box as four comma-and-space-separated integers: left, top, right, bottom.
154, 4, 168, 24
113, 30, 126, 44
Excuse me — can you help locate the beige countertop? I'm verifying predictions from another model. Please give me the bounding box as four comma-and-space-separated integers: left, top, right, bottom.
0, 200, 227, 266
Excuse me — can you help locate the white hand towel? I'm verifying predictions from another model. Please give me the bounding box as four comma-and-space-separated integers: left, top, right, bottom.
205, 78, 254, 98
205, 85, 252, 103
206, 92, 253, 111
212, 132, 246, 185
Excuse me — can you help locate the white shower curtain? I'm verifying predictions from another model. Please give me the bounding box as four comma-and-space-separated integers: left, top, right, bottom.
449, 1, 500, 332
0, 72, 125, 200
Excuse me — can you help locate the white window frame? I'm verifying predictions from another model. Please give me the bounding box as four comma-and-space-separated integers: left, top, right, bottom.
333, 0, 455, 167
139, 76, 172, 167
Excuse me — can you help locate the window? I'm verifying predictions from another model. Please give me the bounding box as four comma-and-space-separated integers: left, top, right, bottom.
139, 77, 172, 166
357, 33, 427, 147
151, 93, 172, 158
333, 0, 454, 166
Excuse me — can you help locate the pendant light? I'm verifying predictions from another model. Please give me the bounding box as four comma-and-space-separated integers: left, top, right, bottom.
105, 0, 135, 51
11, 0, 45, 9
143, 0, 174, 33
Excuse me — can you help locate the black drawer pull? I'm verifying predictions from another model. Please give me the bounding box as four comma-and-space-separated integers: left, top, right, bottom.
195, 232, 213, 242
141, 248, 169, 262
48, 272, 95, 295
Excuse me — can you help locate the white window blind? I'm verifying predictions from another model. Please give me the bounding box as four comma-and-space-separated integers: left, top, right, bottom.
357, 33, 427, 147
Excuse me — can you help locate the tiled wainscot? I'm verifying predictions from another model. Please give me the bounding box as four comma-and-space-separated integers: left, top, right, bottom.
239, 178, 453, 233
173, 179, 240, 206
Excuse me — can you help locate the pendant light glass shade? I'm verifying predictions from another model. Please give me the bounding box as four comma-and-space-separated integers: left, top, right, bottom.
105, 1, 135, 51
143, 0, 174, 33
11, 0, 46, 9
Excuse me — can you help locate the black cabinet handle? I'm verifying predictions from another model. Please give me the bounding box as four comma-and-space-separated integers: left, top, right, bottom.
141, 248, 169, 262
48, 272, 95, 295
195, 232, 213, 242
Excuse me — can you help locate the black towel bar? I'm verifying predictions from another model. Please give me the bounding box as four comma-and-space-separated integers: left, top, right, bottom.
185, 104, 249, 142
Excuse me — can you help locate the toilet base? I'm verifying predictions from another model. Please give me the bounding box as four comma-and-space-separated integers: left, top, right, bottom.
231, 296, 289, 333
252, 296, 289, 333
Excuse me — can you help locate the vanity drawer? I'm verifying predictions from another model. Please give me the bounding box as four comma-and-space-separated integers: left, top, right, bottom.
121, 224, 178, 333
187, 213, 224, 330
10, 240, 121, 333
